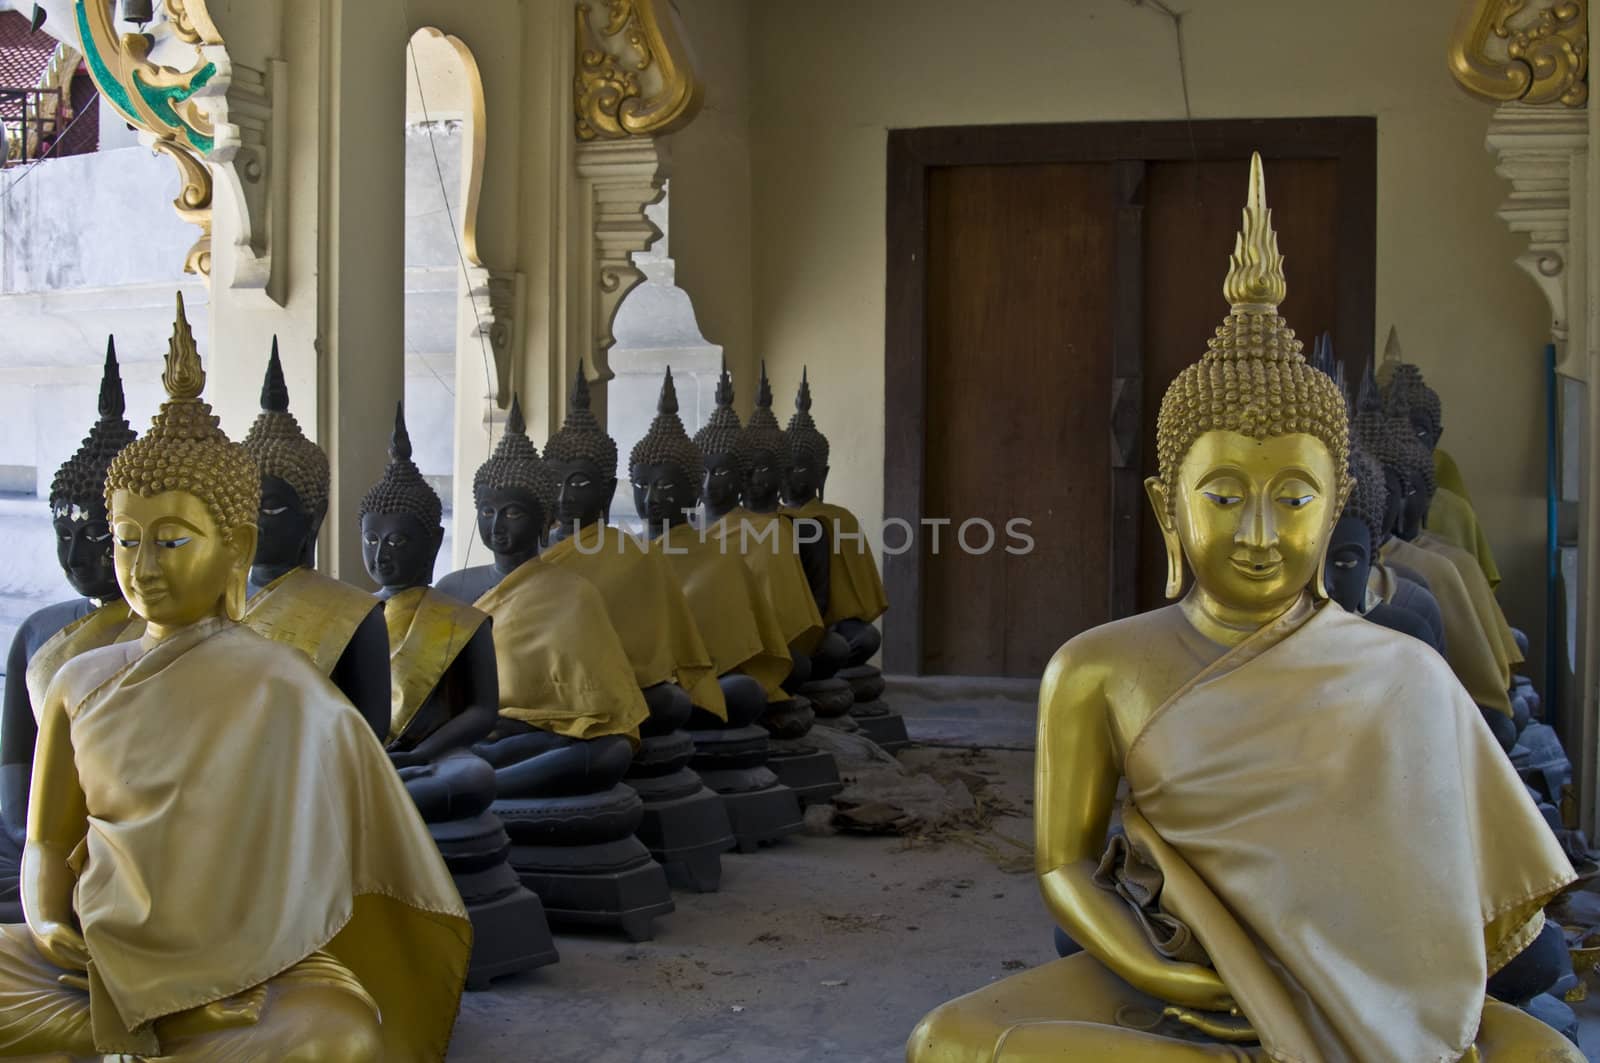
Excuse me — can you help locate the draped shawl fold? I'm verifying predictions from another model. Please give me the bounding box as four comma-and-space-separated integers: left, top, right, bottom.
541, 522, 725, 717
709, 508, 825, 655
243, 566, 382, 676
24, 599, 141, 719
1117, 604, 1571, 1063
785, 499, 888, 625
1380, 538, 1511, 716
1415, 531, 1521, 669
383, 586, 489, 744
1426, 487, 1500, 589
473, 559, 649, 742
48, 618, 469, 1058
655, 523, 794, 699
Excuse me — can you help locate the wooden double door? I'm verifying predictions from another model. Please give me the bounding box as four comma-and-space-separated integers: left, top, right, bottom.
885, 119, 1376, 678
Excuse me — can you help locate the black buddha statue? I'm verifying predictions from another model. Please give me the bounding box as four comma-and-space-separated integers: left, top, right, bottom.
1329, 445, 1441, 650
695, 363, 843, 806
238, 339, 391, 740
540, 368, 736, 890
437, 393, 675, 941
780, 369, 906, 750
359, 402, 559, 982
633, 367, 804, 850
0, 339, 141, 922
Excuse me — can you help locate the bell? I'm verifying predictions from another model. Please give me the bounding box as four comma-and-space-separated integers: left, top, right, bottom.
119, 0, 154, 26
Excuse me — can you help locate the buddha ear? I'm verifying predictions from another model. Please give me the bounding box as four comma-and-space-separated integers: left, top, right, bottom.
602, 476, 618, 510
1144, 476, 1184, 600
225, 523, 259, 621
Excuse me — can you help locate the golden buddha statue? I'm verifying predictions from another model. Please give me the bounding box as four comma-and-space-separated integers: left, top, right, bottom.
0, 293, 469, 1061
1379, 328, 1500, 588
239, 339, 391, 739
633, 367, 804, 849
908, 156, 1579, 1063
1, 339, 142, 924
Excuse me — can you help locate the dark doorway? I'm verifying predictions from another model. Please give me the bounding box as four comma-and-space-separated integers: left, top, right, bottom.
885, 118, 1376, 677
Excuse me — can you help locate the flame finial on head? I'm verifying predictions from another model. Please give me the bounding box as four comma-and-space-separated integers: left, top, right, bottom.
261, 337, 290, 413
98, 335, 125, 421
162, 291, 206, 402
1222, 153, 1287, 311
714, 355, 734, 409
756, 360, 773, 411
658, 365, 681, 416
507, 392, 526, 436
391, 401, 413, 463
695, 358, 745, 465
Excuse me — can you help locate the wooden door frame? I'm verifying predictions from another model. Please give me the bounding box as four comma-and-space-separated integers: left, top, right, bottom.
882, 116, 1378, 676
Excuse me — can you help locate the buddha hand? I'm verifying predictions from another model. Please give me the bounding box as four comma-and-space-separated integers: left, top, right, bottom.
389, 748, 429, 770
31, 917, 89, 974
1162, 1005, 1258, 1043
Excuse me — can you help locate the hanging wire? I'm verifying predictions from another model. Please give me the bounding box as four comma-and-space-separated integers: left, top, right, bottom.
0, 88, 102, 207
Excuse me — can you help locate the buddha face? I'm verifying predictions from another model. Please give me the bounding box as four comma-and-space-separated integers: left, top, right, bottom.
477, 486, 544, 566
1325, 514, 1374, 614
631, 461, 697, 534
361, 511, 442, 593
701, 452, 743, 512
745, 449, 783, 511
551, 458, 615, 528
1379, 466, 1406, 542
110, 488, 255, 633
1393, 469, 1425, 542
1149, 431, 1339, 618
783, 453, 827, 506
1408, 408, 1440, 450
52, 497, 118, 600
253, 474, 317, 571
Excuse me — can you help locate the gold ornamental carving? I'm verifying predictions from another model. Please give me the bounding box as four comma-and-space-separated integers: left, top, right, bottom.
574, 0, 703, 141
1450, 0, 1589, 107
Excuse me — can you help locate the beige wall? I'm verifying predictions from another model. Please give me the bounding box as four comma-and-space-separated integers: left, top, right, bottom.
669, 0, 1551, 659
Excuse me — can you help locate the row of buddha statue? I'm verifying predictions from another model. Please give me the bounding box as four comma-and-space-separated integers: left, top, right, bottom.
911, 154, 1586, 1061
0, 284, 899, 1056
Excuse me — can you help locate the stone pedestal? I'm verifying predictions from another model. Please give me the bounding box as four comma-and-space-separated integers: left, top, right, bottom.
689, 724, 803, 852
626, 728, 735, 892
428, 811, 559, 988
496, 784, 675, 942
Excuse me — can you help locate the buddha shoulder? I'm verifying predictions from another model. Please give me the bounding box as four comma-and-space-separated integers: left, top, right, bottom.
1041, 606, 1195, 705
44, 637, 145, 717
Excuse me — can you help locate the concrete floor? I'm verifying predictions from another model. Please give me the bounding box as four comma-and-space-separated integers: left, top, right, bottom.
448, 748, 1048, 1063
445, 685, 1600, 1062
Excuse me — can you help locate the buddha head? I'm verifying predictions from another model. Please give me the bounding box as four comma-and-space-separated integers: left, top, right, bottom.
544, 367, 618, 532
1146, 154, 1350, 621
1327, 445, 1388, 614
693, 360, 745, 514
240, 339, 330, 579
49, 337, 137, 600
629, 367, 704, 536
1387, 389, 1437, 541
737, 363, 788, 511
782, 368, 830, 506
472, 393, 553, 570
359, 403, 443, 596
104, 294, 260, 635
1378, 327, 1443, 450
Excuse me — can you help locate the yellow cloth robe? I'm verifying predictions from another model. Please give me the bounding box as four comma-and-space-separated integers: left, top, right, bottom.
1427, 485, 1502, 589
784, 498, 888, 625
23, 598, 141, 719
8, 617, 469, 1059
1436, 447, 1472, 503
383, 586, 489, 745
474, 559, 649, 742
1115, 603, 1571, 1062
654, 523, 795, 699
243, 566, 382, 675
1417, 529, 1522, 669
708, 508, 825, 655
541, 521, 725, 718
1382, 538, 1513, 716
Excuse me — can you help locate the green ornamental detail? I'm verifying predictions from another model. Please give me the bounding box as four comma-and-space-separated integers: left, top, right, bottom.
74, 0, 216, 155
